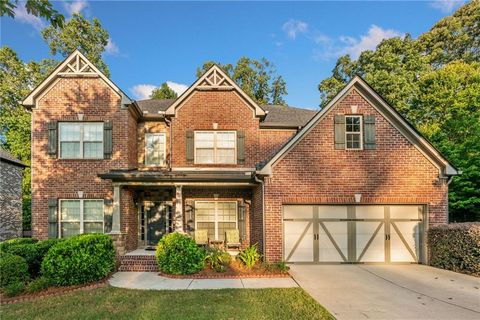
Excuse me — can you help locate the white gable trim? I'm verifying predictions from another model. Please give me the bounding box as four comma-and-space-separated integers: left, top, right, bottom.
258, 76, 458, 177
22, 50, 132, 107
164, 65, 265, 117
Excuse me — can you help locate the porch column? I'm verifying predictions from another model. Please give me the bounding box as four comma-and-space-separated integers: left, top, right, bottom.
111, 185, 121, 234
174, 185, 184, 232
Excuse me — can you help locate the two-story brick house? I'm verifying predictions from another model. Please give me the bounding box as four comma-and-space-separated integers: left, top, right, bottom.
23, 50, 458, 264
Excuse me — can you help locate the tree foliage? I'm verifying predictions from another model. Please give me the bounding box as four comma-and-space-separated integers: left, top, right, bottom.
1, 0, 64, 28
197, 57, 288, 105
42, 13, 110, 77
150, 82, 178, 99
317, 0, 480, 221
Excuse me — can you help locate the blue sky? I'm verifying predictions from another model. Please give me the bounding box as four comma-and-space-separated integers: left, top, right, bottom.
1, 1, 465, 109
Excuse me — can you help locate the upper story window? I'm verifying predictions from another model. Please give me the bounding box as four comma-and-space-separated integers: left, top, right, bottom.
345, 116, 362, 150
145, 133, 166, 166
59, 122, 103, 159
194, 131, 236, 164
59, 199, 104, 238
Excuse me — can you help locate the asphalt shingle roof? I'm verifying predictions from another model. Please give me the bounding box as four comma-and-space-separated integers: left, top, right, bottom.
0, 149, 27, 167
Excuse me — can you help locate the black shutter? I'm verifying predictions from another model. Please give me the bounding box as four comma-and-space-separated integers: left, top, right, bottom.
334, 115, 346, 149
104, 199, 113, 233
47, 199, 58, 238
47, 122, 57, 157
237, 131, 245, 164
186, 131, 194, 163
238, 200, 246, 242
364, 115, 376, 150
104, 121, 113, 159
185, 200, 195, 235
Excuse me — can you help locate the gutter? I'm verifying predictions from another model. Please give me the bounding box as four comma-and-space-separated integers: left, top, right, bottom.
254, 175, 267, 261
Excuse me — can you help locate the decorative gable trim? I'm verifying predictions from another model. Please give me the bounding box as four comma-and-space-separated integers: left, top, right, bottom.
22, 50, 132, 108
164, 65, 266, 117
257, 76, 459, 178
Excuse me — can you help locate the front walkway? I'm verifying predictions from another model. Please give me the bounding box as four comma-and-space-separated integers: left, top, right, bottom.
109, 272, 298, 290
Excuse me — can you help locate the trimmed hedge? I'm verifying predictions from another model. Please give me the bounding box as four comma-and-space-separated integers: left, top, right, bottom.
0, 253, 29, 287
0, 238, 38, 253
41, 234, 115, 286
428, 223, 480, 276
156, 232, 205, 275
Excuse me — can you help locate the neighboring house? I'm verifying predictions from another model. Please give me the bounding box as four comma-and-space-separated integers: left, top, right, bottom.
23, 50, 458, 263
0, 149, 26, 241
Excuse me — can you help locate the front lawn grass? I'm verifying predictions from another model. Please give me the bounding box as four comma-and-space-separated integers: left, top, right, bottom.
1, 286, 334, 320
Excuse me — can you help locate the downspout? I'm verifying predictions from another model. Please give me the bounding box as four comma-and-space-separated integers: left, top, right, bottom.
254, 175, 266, 261
164, 115, 172, 171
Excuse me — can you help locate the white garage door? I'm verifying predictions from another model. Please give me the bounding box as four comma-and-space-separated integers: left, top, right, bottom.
283, 205, 424, 264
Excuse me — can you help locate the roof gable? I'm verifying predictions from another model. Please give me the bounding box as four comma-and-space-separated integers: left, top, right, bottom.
164, 65, 265, 117
258, 76, 458, 177
22, 50, 132, 107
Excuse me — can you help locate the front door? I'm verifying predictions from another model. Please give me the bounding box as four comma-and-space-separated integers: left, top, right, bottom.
145, 202, 172, 246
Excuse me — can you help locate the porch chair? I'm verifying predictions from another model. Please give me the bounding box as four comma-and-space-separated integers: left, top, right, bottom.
194, 229, 208, 246
225, 229, 241, 249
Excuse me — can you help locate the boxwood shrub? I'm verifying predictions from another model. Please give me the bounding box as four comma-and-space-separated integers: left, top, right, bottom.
156, 232, 205, 275
428, 223, 480, 276
0, 238, 38, 253
41, 234, 115, 286
0, 253, 29, 287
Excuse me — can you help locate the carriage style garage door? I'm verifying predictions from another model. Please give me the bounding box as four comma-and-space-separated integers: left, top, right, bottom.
283, 205, 425, 264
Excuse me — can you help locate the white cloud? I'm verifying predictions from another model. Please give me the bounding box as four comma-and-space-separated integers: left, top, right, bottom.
13, 5, 46, 30
282, 19, 308, 40
166, 81, 188, 96
131, 84, 156, 100
105, 39, 119, 56
340, 25, 403, 59
63, 0, 89, 15
429, 0, 465, 13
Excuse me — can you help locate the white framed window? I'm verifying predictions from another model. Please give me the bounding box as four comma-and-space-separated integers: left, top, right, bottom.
194, 131, 236, 164
59, 122, 104, 159
195, 201, 237, 241
145, 133, 166, 166
345, 116, 362, 150
59, 199, 104, 238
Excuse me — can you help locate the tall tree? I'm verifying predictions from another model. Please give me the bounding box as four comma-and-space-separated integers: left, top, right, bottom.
197, 57, 288, 105
1, 0, 64, 28
42, 13, 111, 76
150, 83, 178, 99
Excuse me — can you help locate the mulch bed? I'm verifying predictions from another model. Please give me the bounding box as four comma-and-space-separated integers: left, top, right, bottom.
0, 279, 108, 305
160, 260, 291, 279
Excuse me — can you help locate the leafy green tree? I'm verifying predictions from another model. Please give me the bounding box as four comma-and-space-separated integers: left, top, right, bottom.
1, 0, 64, 28
197, 57, 288, 105
150, 83, 178, 99
42, 13, 110, 76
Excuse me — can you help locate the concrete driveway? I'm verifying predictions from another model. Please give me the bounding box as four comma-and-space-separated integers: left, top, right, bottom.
290, 264, 480, 320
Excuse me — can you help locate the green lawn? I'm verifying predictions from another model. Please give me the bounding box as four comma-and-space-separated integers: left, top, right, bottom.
1, 286, 334, 320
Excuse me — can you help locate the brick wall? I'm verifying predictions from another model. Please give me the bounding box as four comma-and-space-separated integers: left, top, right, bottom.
263, 89, 448, 261
0, 162, 23, 241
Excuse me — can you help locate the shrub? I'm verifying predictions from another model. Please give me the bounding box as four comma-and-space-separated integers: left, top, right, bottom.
0, 238, 37, 253
3, 281, 25, 297
0, 253, 29, 287
26, 277, 52, 294
156, 232, 205, 275
238, 244, 261, 268
41, 234, 115, 286
262, 261, 290, 273
205, 247, 231, 272
428, 223, 480, 276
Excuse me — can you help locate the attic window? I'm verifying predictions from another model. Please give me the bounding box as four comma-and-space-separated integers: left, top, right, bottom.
345, 116, 362, 150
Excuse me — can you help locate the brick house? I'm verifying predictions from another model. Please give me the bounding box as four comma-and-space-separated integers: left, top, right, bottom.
23, 50, 458, 264
0, 149, 27, 241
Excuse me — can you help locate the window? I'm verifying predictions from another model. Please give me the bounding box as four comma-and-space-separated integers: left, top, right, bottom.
194, 131, 236, 164
59, 199, 104, 238
195, 201, 237, 241
345, 116, 362, 150
145, 133, 166, 166
59, 122, 103, 159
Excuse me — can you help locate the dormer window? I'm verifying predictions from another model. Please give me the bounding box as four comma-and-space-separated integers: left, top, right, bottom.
345, 116, 362, 150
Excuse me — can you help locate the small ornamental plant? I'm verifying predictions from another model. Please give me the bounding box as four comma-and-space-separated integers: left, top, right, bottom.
237, 244, 262, 268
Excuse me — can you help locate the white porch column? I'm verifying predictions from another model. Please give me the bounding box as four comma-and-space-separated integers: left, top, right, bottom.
174, 185, 184, 232
111, 185, 121, 234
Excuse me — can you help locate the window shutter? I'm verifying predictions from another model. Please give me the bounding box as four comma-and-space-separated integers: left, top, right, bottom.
334, 115, 346, 149
186, 131, 194, 163
237, 131, 245, 164
47, 199, 58, 238
364, 114, 376, 150
238, 200, 246, 242
185, 200, 195, 235
47, 122, 57, 157
104, 121, 113, 159
104, 199, 113, 233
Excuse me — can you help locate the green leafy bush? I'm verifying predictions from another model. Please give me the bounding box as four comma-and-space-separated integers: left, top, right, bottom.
205, 247, 231, 272
238, 244, 261, 268
41, 234, 115, 286
262, 261, 290, 273
428, 223, 480, 276
156, 232, 205, 275
3, 281, 25, 297
26, 277, 52, 294
0, 238, 38, 253
0, 253, 29, 287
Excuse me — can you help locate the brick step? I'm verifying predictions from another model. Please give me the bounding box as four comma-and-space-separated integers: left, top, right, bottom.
118, 255, 158, 272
